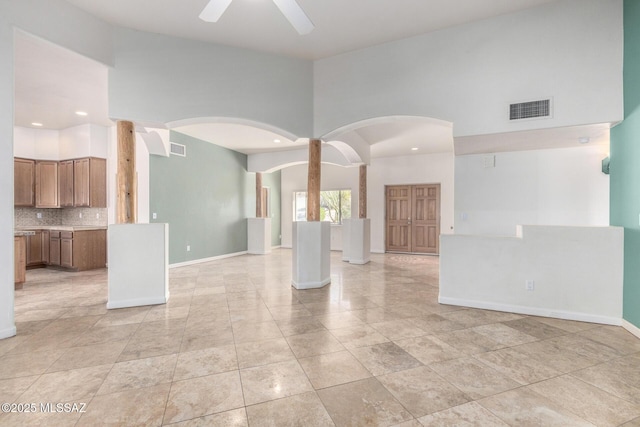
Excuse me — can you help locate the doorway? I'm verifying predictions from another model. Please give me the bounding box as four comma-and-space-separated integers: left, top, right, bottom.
385, 184, 440, 254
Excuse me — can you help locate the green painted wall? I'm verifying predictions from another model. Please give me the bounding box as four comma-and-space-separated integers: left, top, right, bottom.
150, 131, 281, 264
611, 0, 640, 328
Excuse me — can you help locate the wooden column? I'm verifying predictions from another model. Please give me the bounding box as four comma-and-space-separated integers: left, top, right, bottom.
256, 172, 264, 218
116, 120, 137, 224
359, 165, 367, 219
307, 139, 322, 222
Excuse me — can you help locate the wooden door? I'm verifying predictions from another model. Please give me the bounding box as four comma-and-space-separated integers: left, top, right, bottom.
411, 184, 440, 254
386, 186, 412, 252
385, 184, 441, 254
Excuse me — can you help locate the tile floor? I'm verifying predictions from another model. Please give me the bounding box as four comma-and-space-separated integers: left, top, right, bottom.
1, 249, 640, 426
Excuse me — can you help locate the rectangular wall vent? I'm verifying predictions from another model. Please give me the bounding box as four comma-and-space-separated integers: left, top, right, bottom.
509, 99, 551, 120
170, 142, 186, 157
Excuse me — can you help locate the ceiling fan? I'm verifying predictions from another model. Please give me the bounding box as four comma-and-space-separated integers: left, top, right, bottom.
199, 0, 314, 35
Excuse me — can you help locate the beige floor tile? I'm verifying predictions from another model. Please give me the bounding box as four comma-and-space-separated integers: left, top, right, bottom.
0, 408, 82, 427
318, 377, 413, 427
240, 360, 313, 405
330, 324, 390, 349
164, 371, 244, 424
578, 326, 640, 355
92, 307, 150, 327
180, 329, 234, 352
394, 335, 462, 365
533, 316, 599, 333
434, 328, 504, 355
299, 350, 371, 389
246, 391, 334, 426
479, 387, 597, 427
350, 342, 423, 376
20, 364, 111, 403
98, 354, 177, 395
417, 401, 510, 426
471, 323, 538, 347
474, 347, 561, 385
276, 317, 327, 337
429, 357, 520, 400
167, 408, 248, 426
117, 331, 183, 362
528, 375, 640, 426
232, 320, 283, 343
174, 344, 238, 380
0, 375, 39, 403
571, 354, 640, 405
72, 323, 140, 346
317, 312, 366, 330
47, 339, 128, 372
285, 330, 345, 358
0, 349, 65, 379
407, 314, 465, 335
378, 366, 469, 418
236, 337, 294, 369
77, 383, 170, 427
370, 319, 428, 340
501, 317, 568, 339
622, 417, 640, 427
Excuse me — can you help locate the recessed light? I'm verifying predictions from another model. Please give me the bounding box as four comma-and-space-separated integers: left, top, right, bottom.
578, 137, 590, 144
31, 122, 43, 127
411, 147, 419, 151
75, 111, 88, 116
273, 139, 281, 143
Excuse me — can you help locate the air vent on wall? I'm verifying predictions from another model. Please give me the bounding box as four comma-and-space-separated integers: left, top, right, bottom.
509, 99, 551, 120
170, 142, 186, 157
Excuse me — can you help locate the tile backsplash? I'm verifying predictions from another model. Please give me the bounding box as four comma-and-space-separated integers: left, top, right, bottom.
15, 207, 108, 227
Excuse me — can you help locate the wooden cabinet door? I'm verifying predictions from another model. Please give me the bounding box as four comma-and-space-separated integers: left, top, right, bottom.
89, 158, 107, 207
14, 158, 35, 206
26, 231, 43, 266
59, 160, 74, 207
49, 233, 61, 266
74, 158, 90, 207
386, 186, 411, 252
35, 161, 59, 208
61, 237, 73, 268
14, 237, 26, 286
41, 230, 50, 264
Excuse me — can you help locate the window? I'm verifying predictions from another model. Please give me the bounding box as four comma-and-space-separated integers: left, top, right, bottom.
293, 190, 351, 224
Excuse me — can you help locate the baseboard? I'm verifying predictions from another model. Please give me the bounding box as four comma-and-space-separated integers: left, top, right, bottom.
169, 251, 247, 268
107, 295, 168, 309
349, 258, 371, 265
0, 325, 16, 340
291, 277, 331, 290
438, 296, 622, 326
622, 319, 640, 339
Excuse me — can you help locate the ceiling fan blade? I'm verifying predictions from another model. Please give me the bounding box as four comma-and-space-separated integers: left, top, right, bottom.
199, 0, 233, 23
272, 0, 314, 35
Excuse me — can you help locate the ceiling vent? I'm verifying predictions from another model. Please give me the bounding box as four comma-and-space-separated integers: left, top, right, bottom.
509, 99, 551, 121
170, 142, 186, 157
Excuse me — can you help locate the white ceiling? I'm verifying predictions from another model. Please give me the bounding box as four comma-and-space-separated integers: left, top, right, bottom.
16, 0, 606, 160
63, 0, 558, 60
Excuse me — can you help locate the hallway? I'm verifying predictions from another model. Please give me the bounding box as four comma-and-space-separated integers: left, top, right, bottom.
2, 250, 640, 426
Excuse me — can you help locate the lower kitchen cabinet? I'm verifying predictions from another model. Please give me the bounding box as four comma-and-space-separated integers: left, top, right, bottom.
59, 230, 106, 271
61, 231, 73, 268
26, 230, 43, 266
14, 236, 26, 289
49, 231, 61, 266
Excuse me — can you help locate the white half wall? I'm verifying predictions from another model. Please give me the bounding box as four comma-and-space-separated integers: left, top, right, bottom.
440, 225, 624, 324
281, 153, 455, 253
454, 145, 610, 236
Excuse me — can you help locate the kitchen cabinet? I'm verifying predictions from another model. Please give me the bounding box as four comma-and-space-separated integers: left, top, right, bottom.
14, 158, 35, 207
49, 231, 61, 266
26, 230, 44, 266
35, 160, 59, 208
42, 230, 50, 264
60, 231, 73, 268
59, 230, 106, 271
74, 157, 106, 207
14, 236, 26, 289
58, 160, 74, 207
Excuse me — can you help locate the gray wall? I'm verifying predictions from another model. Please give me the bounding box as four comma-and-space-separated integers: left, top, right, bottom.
150, 131, 281, 264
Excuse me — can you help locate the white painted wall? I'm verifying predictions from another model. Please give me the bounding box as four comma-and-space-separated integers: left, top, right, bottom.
110, 28, 313, 137
455, 145, 610, 236
13, 126, 59, 159
313, 0, 623, 138
14, 124, 108, 160
440, 225, 624, 324
281, 152, 455, 253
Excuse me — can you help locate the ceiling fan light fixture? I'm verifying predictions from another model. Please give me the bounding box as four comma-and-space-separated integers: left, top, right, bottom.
272, 0, 314, 35
199, 0, 233, 23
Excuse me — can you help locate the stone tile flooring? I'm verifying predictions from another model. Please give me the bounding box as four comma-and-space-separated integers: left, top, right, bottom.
2, 249, 640, 426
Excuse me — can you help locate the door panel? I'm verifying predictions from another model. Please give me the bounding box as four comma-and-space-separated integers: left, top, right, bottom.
386, 184, 440, 254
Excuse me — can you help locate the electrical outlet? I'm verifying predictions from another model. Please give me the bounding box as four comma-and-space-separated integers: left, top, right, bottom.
79, 212, 83, 219
152, 213, 157, 220
186, 245, 191, 252
525, 280, 535, 291
96, 213, 100, 219
36, 212, 42, 219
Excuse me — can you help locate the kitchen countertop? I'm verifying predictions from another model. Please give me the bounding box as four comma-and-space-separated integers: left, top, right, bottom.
14, 231, 35, 237
15, 225, 108, 232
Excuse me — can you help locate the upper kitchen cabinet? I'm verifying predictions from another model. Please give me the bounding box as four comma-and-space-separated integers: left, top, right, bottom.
59, 160, 74, 207
14, 158, 35, 206
74, 157, 106, 207
35, 160, 59, 208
